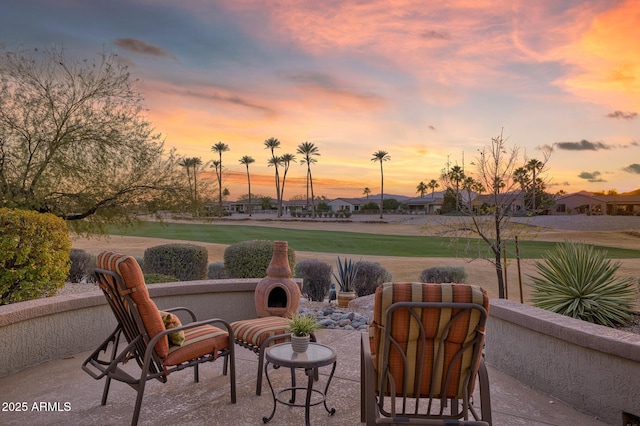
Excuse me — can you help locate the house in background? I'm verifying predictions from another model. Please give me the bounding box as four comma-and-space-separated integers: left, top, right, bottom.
402, 193, 444, 214
327, 197, 367, 212
473, 192, 525, 214
552, 191, 640, 215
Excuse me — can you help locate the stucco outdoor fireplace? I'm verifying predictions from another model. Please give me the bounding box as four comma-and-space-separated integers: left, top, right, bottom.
254, 241, 300, 317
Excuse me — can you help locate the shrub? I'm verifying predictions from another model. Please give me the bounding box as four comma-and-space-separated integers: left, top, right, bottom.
68, 249, 94, 283
207, 262, 228, 279
295, 259, 332, 302
224, 240, 295, 278
420, 266, 467, 284
135, 256, 145, 271
361, 201, 379, 211
530, 242, 637, 327
353, 261, 392, 297
144, 273, 180, 284
143, 243, 208, 281
0, 208, 71, 304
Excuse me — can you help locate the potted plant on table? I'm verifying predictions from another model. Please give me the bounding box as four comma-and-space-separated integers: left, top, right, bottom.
288, 313, 319, 353
333, 256, 361, 307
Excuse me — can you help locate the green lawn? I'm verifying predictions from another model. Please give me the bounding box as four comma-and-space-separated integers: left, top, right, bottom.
108, 222, 640, 259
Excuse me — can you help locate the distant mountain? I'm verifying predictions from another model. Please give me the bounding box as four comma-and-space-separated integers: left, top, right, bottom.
585, 188, 640, 196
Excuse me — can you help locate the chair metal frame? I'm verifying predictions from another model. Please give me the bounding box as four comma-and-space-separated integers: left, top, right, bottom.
82, 267, 236, 426
361, 300, 491, 425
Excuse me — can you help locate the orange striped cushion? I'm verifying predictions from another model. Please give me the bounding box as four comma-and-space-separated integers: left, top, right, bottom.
97, 251, 169, 359
164, 325, 230, 366
231, 316, 290, 347
370, 282, 489, 398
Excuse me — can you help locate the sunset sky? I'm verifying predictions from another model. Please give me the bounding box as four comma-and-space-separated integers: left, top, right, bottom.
2, 0, 639, 200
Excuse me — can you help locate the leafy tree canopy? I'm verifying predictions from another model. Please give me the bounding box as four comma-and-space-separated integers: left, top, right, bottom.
0, 46, 187, 234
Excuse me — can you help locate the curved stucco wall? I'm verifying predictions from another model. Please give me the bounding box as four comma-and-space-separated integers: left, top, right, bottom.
485, 299, 640, 425
0, 279, 296, 378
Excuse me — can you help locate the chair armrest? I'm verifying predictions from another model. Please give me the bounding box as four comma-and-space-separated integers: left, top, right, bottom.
361, 331, 377, 423
142, 317, 235, 371
150, 317, 234, 345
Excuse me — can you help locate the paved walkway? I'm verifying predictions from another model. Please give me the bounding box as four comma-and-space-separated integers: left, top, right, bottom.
0, 330, 606, 425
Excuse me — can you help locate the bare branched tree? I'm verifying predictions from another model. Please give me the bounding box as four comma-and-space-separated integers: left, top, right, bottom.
0, 46, 185, 234
447, 130, 551, 298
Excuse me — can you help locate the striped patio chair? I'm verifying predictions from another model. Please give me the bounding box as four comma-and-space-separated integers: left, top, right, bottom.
361, 282, 492, 425
82, 251, 236, 426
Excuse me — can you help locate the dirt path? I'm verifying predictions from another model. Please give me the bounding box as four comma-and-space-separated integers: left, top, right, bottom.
72, 215, 640, 301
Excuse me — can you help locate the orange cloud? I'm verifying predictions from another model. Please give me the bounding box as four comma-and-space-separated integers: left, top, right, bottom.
559, 0, 640, 109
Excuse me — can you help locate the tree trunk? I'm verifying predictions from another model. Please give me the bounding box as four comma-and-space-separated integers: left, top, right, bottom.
494, 251, 505, 299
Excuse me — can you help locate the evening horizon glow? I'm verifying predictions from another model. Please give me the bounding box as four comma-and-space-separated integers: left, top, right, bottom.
1, 0, 639, 200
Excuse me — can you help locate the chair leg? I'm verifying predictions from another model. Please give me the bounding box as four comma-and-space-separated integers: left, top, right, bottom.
360, 335, 366, 423
100, 331, 122, 406
100, 377, 112, 406
131, 374, 148, 426
222, 353, 228, 376
477, 358, 492, 425
227, 347, 237, 403
361, 332, 378, 426
256, 346, 265, 396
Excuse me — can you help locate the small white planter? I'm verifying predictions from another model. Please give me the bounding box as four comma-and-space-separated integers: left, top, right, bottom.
291, 334, 310, 353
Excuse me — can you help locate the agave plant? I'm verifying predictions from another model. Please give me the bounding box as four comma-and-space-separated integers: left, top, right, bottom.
529, 242, 637, 327
332, 256, 361, 293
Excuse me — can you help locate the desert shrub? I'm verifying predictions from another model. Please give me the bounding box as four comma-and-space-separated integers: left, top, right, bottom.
143, 243, 208, 281
420, 266, 467, 283
135, 256, 145, 271
144, 273, 180, 284
207, 262, 228, 279
295, 259, 332, 302
361, 201, 379, 211
353, 261, 392, 297
530, 242, 637, 327
68, 249, 94, 283
0, 208, 71, 304
224, 240, 295, 278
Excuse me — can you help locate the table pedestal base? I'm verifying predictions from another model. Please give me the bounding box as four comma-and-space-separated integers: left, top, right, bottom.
263, 363, 336, 426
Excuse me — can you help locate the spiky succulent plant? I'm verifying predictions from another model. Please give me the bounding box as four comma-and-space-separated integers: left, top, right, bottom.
529, 242, 637, 327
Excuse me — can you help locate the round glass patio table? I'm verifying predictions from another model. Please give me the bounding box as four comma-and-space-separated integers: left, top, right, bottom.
263, 342, 337, 426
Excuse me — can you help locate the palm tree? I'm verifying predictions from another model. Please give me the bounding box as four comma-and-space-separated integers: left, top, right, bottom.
178, 157, 204, 214
267, 155, 283, 215
526, 159, 544, 214
211, 142, 230, 216
178, 157, 195, 202
371, 150, 390, 219
416, 181, 427, 198
446, 165, 465, 211
297, 141, 320, 216
427, 179, 439, 199
513, 166, 530, 213
264, 137, 281, 215
211, 159, 221, 213
363, 187, 371, 199
279, 153, 296, 217
239, 155, 255, 216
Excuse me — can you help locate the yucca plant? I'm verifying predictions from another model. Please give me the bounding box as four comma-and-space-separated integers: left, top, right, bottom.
529, 242, 637, 327
332, 256, 361, 292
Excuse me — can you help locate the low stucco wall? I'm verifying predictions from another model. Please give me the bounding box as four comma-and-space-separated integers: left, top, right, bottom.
0, 279, 285, 378
486, 299, 640, 425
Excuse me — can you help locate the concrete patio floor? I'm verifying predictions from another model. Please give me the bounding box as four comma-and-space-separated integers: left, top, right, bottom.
0, 329, 606, 426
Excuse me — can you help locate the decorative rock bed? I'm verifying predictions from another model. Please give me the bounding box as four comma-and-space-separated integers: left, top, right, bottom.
299, 305, 370, 330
